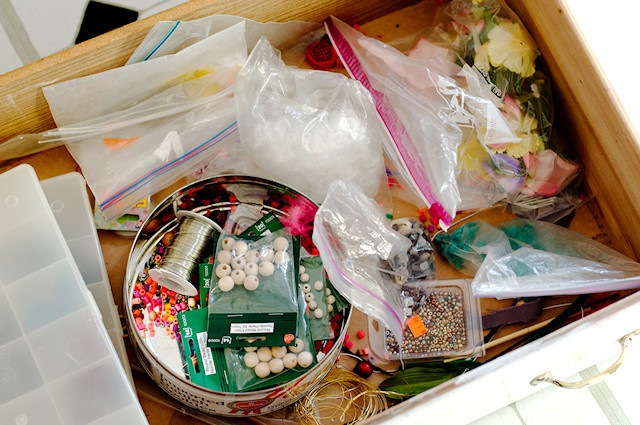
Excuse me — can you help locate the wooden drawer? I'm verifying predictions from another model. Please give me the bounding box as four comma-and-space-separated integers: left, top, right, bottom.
1, 0, 638, 423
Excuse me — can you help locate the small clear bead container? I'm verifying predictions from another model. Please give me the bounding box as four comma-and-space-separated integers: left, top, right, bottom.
368, 279, 484, 362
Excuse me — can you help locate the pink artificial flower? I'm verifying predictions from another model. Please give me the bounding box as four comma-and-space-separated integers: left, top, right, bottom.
503, 94, 522, 120
521, 149, 580, 197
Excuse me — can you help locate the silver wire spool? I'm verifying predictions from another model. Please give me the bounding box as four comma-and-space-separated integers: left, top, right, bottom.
149, 210, 222, 296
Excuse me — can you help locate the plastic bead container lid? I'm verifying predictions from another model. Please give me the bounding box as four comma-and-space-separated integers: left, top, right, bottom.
0, 165, 147, 425
40, 172, 132, 383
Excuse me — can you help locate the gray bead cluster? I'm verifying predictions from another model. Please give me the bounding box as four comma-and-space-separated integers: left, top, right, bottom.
392, 218, 436, 281
386, 291, 466, 355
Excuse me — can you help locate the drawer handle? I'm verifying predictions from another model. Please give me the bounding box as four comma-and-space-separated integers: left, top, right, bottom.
530, 327, 640, 389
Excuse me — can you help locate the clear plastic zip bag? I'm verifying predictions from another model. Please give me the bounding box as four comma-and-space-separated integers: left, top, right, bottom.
435, 218, 640, 297
312, 179, 425, 347
326, 17, 523, 229
128, 15, 323, 66
39, 22, 247, 220
234, 37, 389, 204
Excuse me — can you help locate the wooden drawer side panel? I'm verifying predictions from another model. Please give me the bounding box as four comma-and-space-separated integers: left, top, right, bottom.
507, 0, 640, 260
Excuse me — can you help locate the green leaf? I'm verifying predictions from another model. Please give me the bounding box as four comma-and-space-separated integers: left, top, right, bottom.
378, 360, 482, 400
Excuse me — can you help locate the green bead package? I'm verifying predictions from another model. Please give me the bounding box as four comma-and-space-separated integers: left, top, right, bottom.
222, 286, 317, 392
177, 308, 225, 391
299, 256, 331, 341
326, 280, 348, 318
206, 228, 299, 347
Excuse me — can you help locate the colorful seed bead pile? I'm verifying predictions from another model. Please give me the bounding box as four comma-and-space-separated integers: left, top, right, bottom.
131, 246, 200, 339
385, 290, 466, 355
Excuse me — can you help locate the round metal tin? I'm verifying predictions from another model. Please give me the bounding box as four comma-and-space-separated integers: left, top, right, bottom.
124, 175, 350, 416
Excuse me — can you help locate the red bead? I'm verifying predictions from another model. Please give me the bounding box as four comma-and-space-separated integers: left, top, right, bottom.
354, 360, 373, 379
167, 290, 177, 298
357, 330, 365, 339
419, 214, 428, 223
321, 339, 334, 353
344, 340, 353, 350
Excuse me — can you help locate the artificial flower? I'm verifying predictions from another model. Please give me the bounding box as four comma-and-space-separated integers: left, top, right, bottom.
521, 150, 580, 196
473, 43, 491, 73
499, 132, 544, 158
459, 132, 491, 176
486, 22, 539, 77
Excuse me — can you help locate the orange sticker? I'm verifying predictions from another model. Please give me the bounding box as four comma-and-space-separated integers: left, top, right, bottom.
284, 334, 295, 344
406, 315, 427, 338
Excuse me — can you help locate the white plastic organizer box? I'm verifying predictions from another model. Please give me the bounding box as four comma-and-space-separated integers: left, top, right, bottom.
0, 164, 147, 425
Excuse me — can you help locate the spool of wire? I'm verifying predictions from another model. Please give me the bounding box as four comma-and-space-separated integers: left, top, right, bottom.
149, 210, 222, 296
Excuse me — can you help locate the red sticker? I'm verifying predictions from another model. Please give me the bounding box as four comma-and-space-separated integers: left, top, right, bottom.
284, 334, 295, 344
